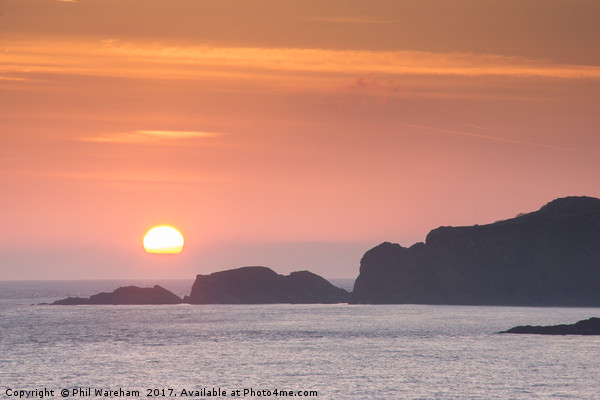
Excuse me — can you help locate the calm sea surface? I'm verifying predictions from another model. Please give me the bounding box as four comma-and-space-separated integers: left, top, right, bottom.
1, 280, 599, 399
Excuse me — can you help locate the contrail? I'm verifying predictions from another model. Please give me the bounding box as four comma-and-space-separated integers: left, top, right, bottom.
402, 123, 594, 155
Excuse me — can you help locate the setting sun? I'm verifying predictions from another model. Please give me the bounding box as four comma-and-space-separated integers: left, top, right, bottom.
143, 226, 184, 254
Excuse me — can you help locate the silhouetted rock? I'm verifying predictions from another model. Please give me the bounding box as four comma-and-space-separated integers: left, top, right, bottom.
500, 317, 600, 335
183, 266, 350, 304
351, 196, 600, 305
52, 285, 183, 305
51, 297, 89, 305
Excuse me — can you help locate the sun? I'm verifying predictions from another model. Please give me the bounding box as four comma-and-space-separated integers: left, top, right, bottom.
143, 226, 184, 254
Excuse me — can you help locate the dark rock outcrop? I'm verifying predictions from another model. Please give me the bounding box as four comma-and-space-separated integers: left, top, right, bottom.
500, 317, 600, 335
351, 196, 600, 305
183, 266, 350, 304
52, 285, 183, 305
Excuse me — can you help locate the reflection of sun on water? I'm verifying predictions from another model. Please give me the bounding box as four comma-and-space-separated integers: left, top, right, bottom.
143, 226, 184, 254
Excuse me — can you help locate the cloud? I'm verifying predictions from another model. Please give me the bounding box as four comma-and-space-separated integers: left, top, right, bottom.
25, 170, 227, 185
461, 123, 487, 131
81, 130, 224, 144
107, 43, 600, 80
402, 123, 595, 155
0, 76, 39, 82
348, 76, 399, 91
341, 76, 402, 105
307, 16, 395, 25
4, 39, 600, 83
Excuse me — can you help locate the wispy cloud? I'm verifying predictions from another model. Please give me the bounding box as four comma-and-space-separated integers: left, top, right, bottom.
461, 123, 487, 131
402, 123, 595, 155
307, 16, 395, 25
26, 170, 228, 185
81, 130, 224, 144
4, 39, 600, 82
106, 43, 600, 79
0, 76, 38, 82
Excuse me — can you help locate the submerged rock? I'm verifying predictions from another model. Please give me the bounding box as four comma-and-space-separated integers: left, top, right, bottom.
52, 285, 183, 305
183, 266, 350, 304
499, 317, 600, 335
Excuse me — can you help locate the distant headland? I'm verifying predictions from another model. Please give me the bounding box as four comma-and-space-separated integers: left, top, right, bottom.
499, 317, 600, 335
52, 196, 600, 307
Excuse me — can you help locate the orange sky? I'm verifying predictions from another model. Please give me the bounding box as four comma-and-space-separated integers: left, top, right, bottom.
1, 0, 599, 279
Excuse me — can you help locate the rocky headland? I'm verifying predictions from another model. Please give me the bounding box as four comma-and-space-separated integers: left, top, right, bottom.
499, 317, 600, 335
351, 196, 600, 306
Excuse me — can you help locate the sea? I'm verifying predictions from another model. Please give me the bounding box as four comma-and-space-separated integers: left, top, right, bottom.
1, 280, 599, 400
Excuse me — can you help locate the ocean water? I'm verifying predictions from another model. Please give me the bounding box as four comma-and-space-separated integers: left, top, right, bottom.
1, 281, 600, 400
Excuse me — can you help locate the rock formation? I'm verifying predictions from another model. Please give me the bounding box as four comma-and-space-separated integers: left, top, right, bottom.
351, 196, 600, 306
500, 317, 600, 335
52, 285, 183, 305
183, 266, 350, 304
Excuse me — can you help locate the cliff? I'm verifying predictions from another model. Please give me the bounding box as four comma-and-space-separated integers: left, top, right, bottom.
500, 317, 600, 335
351, 196, 600, 306
52, 285, 183, 305
183, 266, 350, 304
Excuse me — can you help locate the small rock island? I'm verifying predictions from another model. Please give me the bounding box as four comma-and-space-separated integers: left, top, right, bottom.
499, 317, 600, 335
52, 285, 183, 305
